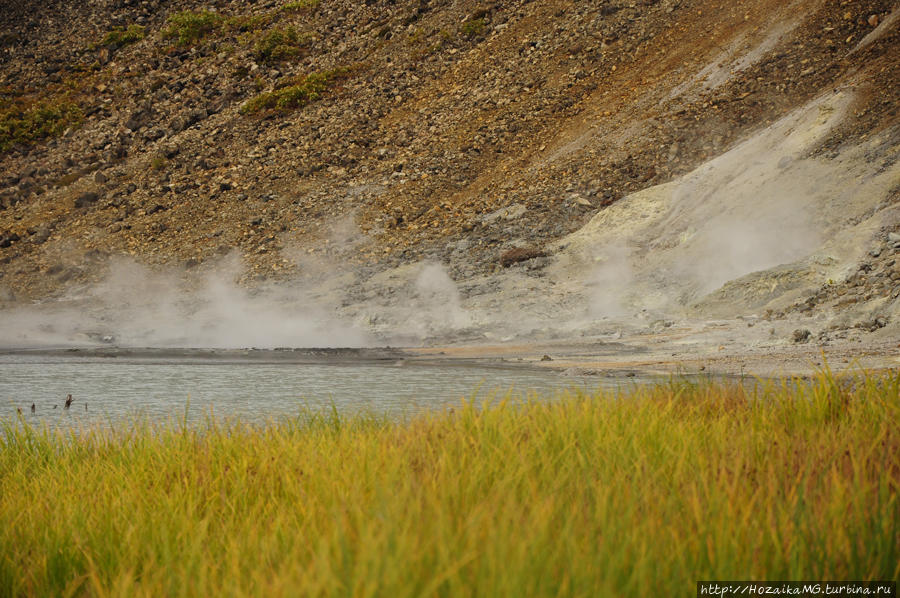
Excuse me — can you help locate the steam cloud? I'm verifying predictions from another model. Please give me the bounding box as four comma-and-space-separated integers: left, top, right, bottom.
412, 262, 472, 333
586, 243, 634, 319
0, 255, 371, 349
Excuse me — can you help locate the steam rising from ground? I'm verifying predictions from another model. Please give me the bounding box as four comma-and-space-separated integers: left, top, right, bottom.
0, 254, 477, 349
0, 255, 371, 349
662, 154, 824, 300
586, 243, 633, 318
2, 92, 897, 349
557, 90, 883, 322
412, 262, 472, 333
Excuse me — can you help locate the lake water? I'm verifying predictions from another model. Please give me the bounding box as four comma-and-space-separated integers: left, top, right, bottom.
0, 350, 626, 429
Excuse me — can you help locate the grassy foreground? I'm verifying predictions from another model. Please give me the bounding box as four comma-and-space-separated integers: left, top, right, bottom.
1, 372, 898, 597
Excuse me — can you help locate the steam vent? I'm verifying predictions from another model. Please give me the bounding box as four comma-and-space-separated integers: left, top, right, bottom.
0, 0, 897, 372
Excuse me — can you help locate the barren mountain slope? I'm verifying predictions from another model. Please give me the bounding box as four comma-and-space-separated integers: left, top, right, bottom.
0, 0, 898, 353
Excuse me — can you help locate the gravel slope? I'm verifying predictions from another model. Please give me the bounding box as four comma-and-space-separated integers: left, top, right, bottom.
0, 0, 897, 360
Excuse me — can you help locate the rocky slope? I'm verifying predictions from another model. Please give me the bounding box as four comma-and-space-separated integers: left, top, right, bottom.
0, 0, 898, 350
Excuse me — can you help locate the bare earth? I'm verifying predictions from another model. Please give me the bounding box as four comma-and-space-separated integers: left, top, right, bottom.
1, 0, 898, 376
406, 331, 900, 378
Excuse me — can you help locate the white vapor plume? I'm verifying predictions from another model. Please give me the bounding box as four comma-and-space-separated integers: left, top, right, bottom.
0, 255, 371, 349
665, 168, 823, 299
411, 262, 472, 335
586, 242, 634, 318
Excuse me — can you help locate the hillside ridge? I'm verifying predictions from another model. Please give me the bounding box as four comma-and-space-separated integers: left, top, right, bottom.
0, 0, 898, 353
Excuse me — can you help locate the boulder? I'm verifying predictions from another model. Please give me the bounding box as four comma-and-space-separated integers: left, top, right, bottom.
74, 191, 100, 208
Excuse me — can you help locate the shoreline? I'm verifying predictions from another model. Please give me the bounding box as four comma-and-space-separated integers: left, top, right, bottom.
2, 328, 897, 378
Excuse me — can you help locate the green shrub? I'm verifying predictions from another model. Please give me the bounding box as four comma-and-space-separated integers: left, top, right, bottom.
163, 10, 221, 46
255, 27, 309, 63
225, 13, 274, 33
0, 100, 82, 153
281, 0, 320, 12
240, 69, 347, 114
406, 27, 425, 46
460, 17, 486, 39
100, 24, 145, 49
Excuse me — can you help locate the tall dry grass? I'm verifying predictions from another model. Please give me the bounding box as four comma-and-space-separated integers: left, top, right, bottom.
1, 371, 898, 596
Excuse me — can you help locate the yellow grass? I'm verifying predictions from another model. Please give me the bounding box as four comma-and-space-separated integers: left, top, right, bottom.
1, 371, 898, 596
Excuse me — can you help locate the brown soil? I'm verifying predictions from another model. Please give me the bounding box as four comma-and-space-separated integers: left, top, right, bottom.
0, 0, 898, 367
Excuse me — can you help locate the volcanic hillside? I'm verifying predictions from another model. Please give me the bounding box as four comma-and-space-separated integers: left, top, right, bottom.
0, 0, 898, 338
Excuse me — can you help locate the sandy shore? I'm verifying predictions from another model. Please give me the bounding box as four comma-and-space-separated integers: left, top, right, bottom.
6, 320, 895, 380
404, 325, 900, 378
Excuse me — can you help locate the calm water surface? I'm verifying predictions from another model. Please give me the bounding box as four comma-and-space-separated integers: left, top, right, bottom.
0, 352, 628, 429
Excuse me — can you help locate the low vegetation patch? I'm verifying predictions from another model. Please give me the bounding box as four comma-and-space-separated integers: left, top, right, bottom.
460, 17, 487, 39
0, 371, 897, 595
280, 0, 320, 13
254, 27, 310, 63
99, 24, 145, 49
240, 68, 348, 114
163, 10, 221, 46
0, 98, 82, 153
225, 13, 275, 33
